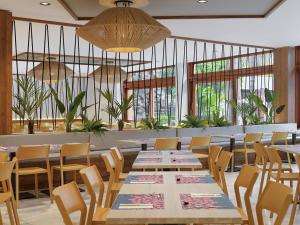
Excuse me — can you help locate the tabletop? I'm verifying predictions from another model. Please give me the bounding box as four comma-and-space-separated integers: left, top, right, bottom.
105, 171, 242, 224
132, 150, 202, 170
271, 145, 300, 155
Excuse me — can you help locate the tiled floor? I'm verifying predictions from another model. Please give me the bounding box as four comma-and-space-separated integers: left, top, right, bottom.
1, 165, 299, 225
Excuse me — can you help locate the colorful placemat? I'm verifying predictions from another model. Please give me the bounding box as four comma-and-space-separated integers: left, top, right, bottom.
170, 158, 199, 163
180, 193, 235, 209
112, 194, 164, 210
175, 175, 215, 184
125, 175, 164, 184
135, 157, 162, 163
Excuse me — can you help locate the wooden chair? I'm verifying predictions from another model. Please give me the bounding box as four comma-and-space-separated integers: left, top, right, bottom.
271, 132, 292, 169
52, 143, 90, 186
154, 138, 178, 150
13, 145, 53, 206
0, 158, 20, 225
53, 182, 87, 225
254, 143, 292, 197
289, 154, 300, 225
208, 145, 222, 176
234, 165, 259, 225
231, 133, 263, 172
188, 136, 211, 159
266, 147, 298, 188
0, 152, 8, 162
256, 181, 292, 225
213, 150, 232, 195
80, 165, 109, 225
110, 147, 128, 181
101, 152, 122, 208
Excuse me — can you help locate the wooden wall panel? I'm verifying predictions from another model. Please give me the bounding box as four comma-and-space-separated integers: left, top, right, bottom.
0, 10, 12, 134
274, 47, 296, 123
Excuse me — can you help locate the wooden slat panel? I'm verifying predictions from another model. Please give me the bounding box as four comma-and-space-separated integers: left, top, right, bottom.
0, 10, 12, 135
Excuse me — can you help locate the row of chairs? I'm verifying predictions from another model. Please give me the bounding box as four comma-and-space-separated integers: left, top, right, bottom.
209, 145, 294, 225
0, 143, 91, 206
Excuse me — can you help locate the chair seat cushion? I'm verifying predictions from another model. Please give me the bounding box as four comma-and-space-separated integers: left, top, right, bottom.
52, 164, 86, 171
14, 167, 48, 175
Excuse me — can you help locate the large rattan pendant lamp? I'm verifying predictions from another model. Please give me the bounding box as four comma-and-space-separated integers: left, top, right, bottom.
76, 0, 171, 52
88, 65, 128, 83
28, 62, 74, 82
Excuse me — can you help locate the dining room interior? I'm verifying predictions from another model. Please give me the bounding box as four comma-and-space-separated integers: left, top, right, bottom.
1, 0, 300, 225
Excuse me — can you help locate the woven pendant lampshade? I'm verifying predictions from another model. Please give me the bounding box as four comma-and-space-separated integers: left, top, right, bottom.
76, 5, 171, 52
28, 62, 74, 82
88, 65, 127, 83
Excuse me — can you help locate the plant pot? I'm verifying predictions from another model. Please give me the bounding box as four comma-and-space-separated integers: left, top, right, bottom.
118, 120, 124, 131
66, 123, 72, 133
28, 120, 35, 134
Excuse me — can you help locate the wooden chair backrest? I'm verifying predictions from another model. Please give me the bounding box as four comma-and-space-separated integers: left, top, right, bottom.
253, 143, 268, 166
0, 151, 8, 162
271, 132, 288, 145
154, 138, 178, 150
16, 145, 49, 160
80, 165, 105, 225
111, 147, 124, 177
209, 145, 222, 176
266, 147, 282, 165
234, 165, 259, 225
53, 182, 87, 225
61, 143, 90, 157
189, 136, 211, 150
214, 150, 232, 195
256, 181, 292, 225
0, 158, 17, 182
244, 133, 263, 144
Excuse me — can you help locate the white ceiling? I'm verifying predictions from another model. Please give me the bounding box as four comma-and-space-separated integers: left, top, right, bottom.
64, 0, 279, 18
0, 0, 299, 47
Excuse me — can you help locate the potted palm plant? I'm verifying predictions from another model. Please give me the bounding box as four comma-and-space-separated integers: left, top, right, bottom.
50, 83, 86, 132
12, 76, 50, 134
101, 89, 133, 131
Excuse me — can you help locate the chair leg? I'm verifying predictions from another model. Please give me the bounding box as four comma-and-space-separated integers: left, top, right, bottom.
34, 174, 39, 198
289, 180, 300, 225
15, 173, 19, 208
245, 152, 248, 165
47, 170, 53, 203
11, 197, 20, 225
258, 168, 266, 198
6, 200, 15, 225
0, 209, 3, 225
60, 169, 64, 185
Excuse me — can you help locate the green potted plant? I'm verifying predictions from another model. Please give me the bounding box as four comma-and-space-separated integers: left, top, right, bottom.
209, 110, 231, 127
50, 83, 86, 132
179, 114, 208, 128
74, 115, 108, 135
101, 89, 133, 131
138, 117, 168, 131
12, 76, 50, 134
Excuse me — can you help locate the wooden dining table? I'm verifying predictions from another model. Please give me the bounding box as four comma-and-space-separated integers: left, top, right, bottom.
271, 145, 300, 225
101, 171, 242, 224
132, 150, 202, 171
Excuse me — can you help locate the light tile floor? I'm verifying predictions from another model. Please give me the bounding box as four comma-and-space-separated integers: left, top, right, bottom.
1, 164, 300, 225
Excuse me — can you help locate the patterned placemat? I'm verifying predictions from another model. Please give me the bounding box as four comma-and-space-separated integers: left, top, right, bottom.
175, 175, 215, 184
125, 175, 164, 184
135, 157, 162, 163
112, 194, 164, 210
180, 193, 235, 209
170, 158, 199, 163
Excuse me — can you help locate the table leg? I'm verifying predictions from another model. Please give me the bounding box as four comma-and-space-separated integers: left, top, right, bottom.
228, 137, 236, 172
141, 144, 147, 151
177, 141, 181, 150
292, 133, 297, 145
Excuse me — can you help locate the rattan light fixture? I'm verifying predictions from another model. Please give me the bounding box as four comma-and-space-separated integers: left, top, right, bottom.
76, 0, 171, 52
28, 62, 73, 82
88, 65, 127, 83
